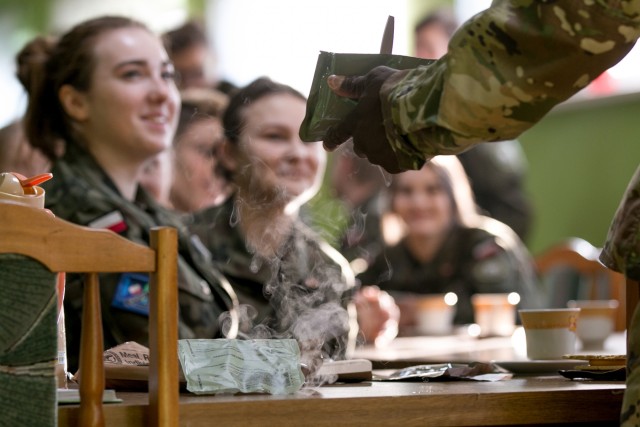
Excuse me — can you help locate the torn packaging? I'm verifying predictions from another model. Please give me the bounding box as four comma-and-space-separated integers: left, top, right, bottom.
299, 52, 434, 145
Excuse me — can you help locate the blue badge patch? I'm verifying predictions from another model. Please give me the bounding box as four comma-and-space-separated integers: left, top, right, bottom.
111, 273, 150, 316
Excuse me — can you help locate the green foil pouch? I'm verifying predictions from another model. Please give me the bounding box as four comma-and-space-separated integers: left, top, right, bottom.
299, 51, 434, 142
178, 339, 305, 395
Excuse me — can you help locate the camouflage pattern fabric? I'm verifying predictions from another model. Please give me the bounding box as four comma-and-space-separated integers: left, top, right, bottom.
379, 0, 639, 170
603, 167, 640, 426
601, 167, 640, 279
624, 303, 640, 426
42, 143, 237, 372
357, 218, 541, 326
188, 196, 358, 361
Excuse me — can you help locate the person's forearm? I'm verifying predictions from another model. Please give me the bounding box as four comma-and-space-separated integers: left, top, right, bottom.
382, 0, 639, 167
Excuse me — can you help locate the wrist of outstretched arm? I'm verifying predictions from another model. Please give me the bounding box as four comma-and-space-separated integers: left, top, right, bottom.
379, 69, 429, 170
381, 62, 486, 164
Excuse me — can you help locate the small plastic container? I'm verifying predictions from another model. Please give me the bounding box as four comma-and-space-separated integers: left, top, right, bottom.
0, 172, 47, 209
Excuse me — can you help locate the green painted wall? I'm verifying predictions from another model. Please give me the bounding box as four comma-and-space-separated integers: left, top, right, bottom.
518, 93, 640, 255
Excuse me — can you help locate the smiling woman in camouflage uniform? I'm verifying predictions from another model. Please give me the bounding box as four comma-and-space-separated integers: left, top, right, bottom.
188, 78, 362, 376
15, 16, 239, 373
321, 0, 640, 423
357, 156, 540, 332
188, 78, 403, 375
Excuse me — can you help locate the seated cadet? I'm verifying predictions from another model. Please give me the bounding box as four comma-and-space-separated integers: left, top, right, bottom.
330, 141, 389, 274
16, 16, 238, 372
170, 87, 231, 212
357, 156, 541, 333
139, 87, 230, 212
188, 78, 397, 374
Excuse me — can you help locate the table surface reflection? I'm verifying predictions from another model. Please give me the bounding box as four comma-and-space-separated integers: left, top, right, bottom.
353, 327, 626, 369
58, 376, 625, 427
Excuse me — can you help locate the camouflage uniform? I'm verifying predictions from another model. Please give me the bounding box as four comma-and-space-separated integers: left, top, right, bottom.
602, 169, 640, 426
43, 143, 237, 372
378, 0, 639, 171
188, 196, 357, 361
357, 221, 541, 326
370, 1, 638, 423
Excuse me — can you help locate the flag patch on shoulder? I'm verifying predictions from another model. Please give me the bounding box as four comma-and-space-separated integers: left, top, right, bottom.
88, 211, 128, 233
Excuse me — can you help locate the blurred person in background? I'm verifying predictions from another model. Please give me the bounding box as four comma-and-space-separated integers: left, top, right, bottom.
414, 6, 457, 61
331, 141, 389, 275
357, 156, 541, 334
163, 20, 236, 95
170, 87, 231, 213
0, 119, 57, 176
140, 86, 230, 211
16, 15, 239, 372
413, 6, 535, 243
188, 78, 398, 376
162, 20, 213, 89
139, 149, 174, 208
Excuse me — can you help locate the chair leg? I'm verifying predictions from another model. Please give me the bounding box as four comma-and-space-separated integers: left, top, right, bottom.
149, 227, 179, 427
79, 273, 105, 427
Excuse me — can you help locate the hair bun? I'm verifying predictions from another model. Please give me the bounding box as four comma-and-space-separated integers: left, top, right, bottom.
15, 36, 57, 92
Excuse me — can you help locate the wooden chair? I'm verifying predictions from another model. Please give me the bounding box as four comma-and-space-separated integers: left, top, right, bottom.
0, 203, 179, 427
534, 237, 626, 331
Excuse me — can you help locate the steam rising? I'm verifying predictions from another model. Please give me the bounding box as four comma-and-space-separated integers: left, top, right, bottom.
218, 193, 355, 384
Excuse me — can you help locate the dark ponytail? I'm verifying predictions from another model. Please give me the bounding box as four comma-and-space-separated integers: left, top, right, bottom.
16, 36, 60, 161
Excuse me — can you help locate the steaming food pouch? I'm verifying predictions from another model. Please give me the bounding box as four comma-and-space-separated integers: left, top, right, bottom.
178, 339, 305, 395
299, 51, 434, 143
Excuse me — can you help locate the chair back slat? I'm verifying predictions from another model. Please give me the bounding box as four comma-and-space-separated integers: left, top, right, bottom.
148, 228, 179, 426
535, 237, 626, 331
78, 273, 104, 427
0, 204, 155, 273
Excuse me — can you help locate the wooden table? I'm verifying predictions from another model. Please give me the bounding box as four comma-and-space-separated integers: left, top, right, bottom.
59, 331, 627, 426
59, 376, 624, 426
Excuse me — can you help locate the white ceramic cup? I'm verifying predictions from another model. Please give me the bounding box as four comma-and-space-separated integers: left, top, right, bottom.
567, 300, 618, 350
518, 308, 580, 360
471, 293, 519, 337
415, 293, 457, 335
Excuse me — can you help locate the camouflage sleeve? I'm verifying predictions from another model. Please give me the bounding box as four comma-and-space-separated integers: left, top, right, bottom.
600, 165, 640, 278
380, 0, 640, 169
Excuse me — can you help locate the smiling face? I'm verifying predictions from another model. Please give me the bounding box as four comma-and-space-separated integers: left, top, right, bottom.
74, 27, 180, 164
391, 165, 455, 238
231, 92, 325, 207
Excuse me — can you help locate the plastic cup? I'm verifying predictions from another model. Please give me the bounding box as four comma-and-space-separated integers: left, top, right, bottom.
471, 293, 519, 337
415, 293, 457, 335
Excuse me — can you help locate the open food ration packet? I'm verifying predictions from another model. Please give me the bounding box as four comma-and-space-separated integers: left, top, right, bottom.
299, 51, 434, 143
178, 339, 305, 395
